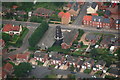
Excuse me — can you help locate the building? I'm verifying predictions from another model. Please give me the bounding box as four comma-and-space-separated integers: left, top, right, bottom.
93, 60, 106, 71
0, 39, 5, 48
82, 58, 94, 69
102, 18, 111, 28
104, 10, 111, 18
16, 52, 30, 63
3, 63, 14, 74
32, 8, 54, 18
114, 19, 120, 30
87, 2, 98, 14
61, 29, 78, 49
2, 24, 22, 35
67, 2, 80, 16
54, 26, 63, 46
82, 16, 92, 26
92, 16, 103, 28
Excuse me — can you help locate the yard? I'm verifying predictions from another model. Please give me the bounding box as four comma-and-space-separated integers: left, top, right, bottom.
84, 69, 92, 74
36, 60, 44, 66
94, 71, 103, 77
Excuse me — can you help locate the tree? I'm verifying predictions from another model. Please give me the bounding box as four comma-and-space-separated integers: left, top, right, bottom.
80, 41, 83, 47
2, 33, 11, 42
14, 62, 32, 77
70, 64, 75, 72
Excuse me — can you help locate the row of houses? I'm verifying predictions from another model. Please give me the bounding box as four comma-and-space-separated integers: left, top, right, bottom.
82, 15, 120, 29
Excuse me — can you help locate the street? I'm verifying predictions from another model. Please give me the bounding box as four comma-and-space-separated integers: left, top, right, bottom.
29, 65, 93, 78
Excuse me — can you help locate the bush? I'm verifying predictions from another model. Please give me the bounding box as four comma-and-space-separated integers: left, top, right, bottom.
28, 21, 49, 47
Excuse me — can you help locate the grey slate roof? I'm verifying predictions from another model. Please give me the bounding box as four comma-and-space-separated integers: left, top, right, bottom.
96, 60, 106, 66
105, 10, 111, 16
103, 18, 110, 23
66, 56, 78, 63
86, 33, 100, 41
108, 67, 120, 75
77, 60, 84, 65
92, 16, 103, 22
34, 52, 46, 58
62, 29, 78, 45
91, 2, 98, 9
115, 19, 120, 24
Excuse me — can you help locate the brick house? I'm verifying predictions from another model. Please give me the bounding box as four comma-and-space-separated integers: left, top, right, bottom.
61, 29, 78, 49
93, 60, 106, 71
2, 24, 22, 35
92, 16, 103, 28
34, 52, 48, 63
32, 8, 54, 18
114, 19, 120, 30
3, 63, 14, 74
16, 52, 30, 63
82, 16, 92, 26
102, 18, 111, 28
81, 58, 94, 69
87, 2, 98, 14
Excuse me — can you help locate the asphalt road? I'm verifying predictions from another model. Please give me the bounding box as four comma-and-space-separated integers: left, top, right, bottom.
72, 2, 89, 25
29, 65, 93, 78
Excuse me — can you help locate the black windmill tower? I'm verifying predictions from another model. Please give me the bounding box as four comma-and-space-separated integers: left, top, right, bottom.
54, 26, 63, 46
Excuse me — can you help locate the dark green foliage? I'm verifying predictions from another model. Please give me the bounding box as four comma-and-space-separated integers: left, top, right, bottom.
77, 29, 84, 40
28, 21, 49, 47
2, 33, 12, 42
80, 41, 83, 47
14, 62, 32, 77
30, 16, 46, 23
70, 64, 75, 72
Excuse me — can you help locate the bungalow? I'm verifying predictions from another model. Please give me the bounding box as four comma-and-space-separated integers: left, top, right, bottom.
114, 19, 120, 30
85, 33, 101, 45
106, 67, 120, 78
100, 35, 115, 48
32, 8, 55, 18
82, 58, 94, 69
87, 2, 98, 14
16, 52, 30, 63
34, 52, 48, 63
3, 63, 14, 74
61, 29, 78, 49
2, 24, 22, 35
82, 15, 92, 26
93, 60, 106, 71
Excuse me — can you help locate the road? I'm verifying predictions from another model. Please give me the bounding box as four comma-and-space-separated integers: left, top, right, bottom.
29, 65, 93, 78
2, 20, 40, 59
72, 2, 89, 25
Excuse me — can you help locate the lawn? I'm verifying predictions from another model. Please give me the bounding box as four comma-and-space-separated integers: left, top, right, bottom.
48, 46, 70, 54
44, 74, 57, 78
84, 69, 92, 74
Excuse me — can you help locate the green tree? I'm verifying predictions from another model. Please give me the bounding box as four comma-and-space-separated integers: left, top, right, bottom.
2, 33, 11, 42
14, 62, 32, 77
70, 64, 75, 72
80, 41, 83, 47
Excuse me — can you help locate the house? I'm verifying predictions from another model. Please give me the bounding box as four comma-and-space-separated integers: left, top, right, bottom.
87, 2, 98, 14
106, 67, 120, 77
92, 16, 103, 28
61, 29, 78, 49
76, 60, 84, 69
104, 10, 111, 18
8, 54, 17, 61
49, 52, 64, 65
0, 39, 5, 48
32, 8, 54, 18
82, 58, 94, 69
15, 10, 26, 16
2, 24, 22, 35
102, 18, 111, 28
3, 63, 14, 74
114, 19, 120, 30
85, 33, 101, 45
66, 56, 78, 67
16, 52, 30, 63
67, 2, 80, 16
100, 35, 115, 48
82, 16, 92, 26
34, 52, 48, 63
93, 60, 106, 71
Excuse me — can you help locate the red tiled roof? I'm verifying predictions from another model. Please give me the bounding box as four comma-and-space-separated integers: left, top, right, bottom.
8, 54, 17, 60
2, 70, 7, 78
16, 52, 30, 60
83, 16, 92, 21
3, 63, 13, 72
0, 39, 5, 47
12, 5, 18, 9
2, 24, 20, 32
91, 13, 98, 16
67, 3, 72, 8
58, 12, 64, 18
62, 12, 70, 19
